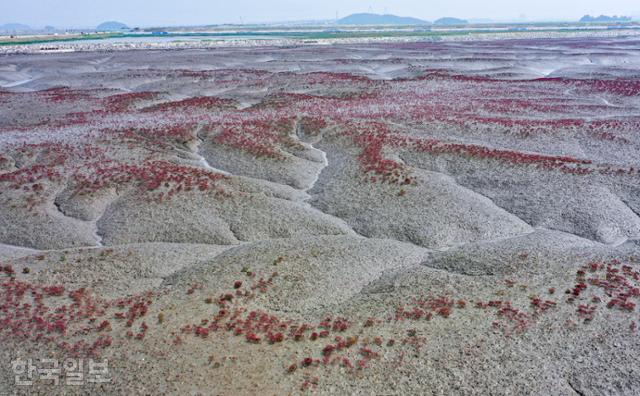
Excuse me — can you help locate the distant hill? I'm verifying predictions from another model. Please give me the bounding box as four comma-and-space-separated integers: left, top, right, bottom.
0, 23, 31, 33
433, 17, 468, 25
96, 21, 129, 31
338, 13, 429, 26
580, 15, 631, 23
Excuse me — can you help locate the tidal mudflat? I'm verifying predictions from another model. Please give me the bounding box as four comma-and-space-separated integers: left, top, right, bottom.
1, 37, 640, 394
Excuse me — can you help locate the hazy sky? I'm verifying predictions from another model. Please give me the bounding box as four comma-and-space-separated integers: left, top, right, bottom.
2, 0, 639, 27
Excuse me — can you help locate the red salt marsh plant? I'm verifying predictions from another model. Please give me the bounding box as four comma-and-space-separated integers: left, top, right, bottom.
38, 87, 92, 103
419, 71, 640, 97
301, 71, 372, 85
539, 77, 640, 97
209, 115, 298, 160
214, 126, 285, 160
100, 124, 197, 149
0, 278, 155, 357
102, 91, 159, 113
70, 69, 632, 184
576, 304, 597, 321
172, 257, 640, 382
529, 297, 557, 313
492, 302, 532, 335
6, 255, 638, 390
345, 121, 416, 187
0, 164, 63, 190
2, 265, 15, 276
584, 260, 640, 313
298, 116, 328, 136
0, 143, 110, 210
409, 137, 592, 171
142, 96, 235, 113
181, 68, 271, 84
73, 160, 229, 202
394, 295, 457, 321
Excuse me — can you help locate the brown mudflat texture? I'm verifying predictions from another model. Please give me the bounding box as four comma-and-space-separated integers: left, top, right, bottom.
1, 37, 640, 395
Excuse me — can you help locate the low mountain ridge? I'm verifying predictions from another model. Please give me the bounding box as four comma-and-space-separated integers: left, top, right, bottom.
0, 23, 31, 32
338, 13, 429, 25
97, 21, 129, 31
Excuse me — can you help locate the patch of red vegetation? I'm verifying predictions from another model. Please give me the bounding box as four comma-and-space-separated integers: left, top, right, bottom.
100, 123, 196, 149
529, 296, 557, 313
539, 77, 640, 97
3, 253, 638, 391
419, 71, 640, 98
73, 160, 229, 202
583, 260, 640, 312
211, 116, 297, 160
298, 116, 328, 136
301, 71, 371, 85
410, 137, 593, 174
38, 87, 92, 103
394, 295, 456, 321
0, 277, 155, 357
0, 164, 62, 190
346, 122, 416, 187
103, 91, 159, 113
142, 96, 234, 113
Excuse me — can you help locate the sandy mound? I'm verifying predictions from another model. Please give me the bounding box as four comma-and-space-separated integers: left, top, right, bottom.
97, 187, 353, 246
165, 235, 428, 312
310, 140, 533, 248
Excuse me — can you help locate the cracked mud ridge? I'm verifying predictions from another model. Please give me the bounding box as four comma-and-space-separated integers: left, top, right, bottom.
1, 36, 640, 394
